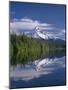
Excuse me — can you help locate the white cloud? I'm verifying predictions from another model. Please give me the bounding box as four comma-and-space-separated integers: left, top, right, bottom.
10, 18, 65, 40
55, 29, 65, 40
40, 29, 65, 40
10, 18, 52, 33
57, 29, 65, 36
20, 18, 35, 23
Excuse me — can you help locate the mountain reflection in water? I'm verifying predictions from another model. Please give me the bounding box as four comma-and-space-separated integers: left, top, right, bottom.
10, 56, 65, 81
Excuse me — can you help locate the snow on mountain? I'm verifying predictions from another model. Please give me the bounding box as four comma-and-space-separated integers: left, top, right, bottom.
11, 28, 65, 41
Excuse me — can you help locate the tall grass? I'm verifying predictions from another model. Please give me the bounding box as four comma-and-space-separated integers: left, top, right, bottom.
10, 33, 65, 65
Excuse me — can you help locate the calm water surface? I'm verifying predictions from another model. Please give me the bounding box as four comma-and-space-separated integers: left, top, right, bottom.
10, 56, 66, 89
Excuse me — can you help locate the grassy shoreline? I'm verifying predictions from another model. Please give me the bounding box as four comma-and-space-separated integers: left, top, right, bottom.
10, 33, 66, 65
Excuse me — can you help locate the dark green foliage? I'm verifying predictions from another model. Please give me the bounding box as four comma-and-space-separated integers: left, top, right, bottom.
10, 33, 66, 65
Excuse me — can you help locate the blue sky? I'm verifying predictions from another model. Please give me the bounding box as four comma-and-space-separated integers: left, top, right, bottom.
10, 1, 66, 40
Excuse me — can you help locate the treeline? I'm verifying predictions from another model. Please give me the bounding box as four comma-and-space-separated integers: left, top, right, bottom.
10, 33, 66, 65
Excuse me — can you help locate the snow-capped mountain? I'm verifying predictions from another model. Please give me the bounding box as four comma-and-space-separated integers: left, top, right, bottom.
24, 30, 65, 40
11, 28, 65, 41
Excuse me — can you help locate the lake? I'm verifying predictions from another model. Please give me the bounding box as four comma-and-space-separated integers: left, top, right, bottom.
10, 56, 66, 89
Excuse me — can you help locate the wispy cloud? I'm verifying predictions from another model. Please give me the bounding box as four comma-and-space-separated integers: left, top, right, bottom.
10, 18, 52, 32
55, 29, 65, 40
10, 18, 65, 40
